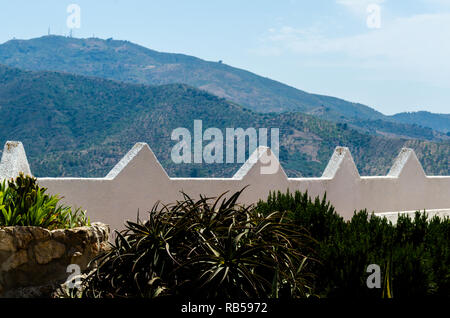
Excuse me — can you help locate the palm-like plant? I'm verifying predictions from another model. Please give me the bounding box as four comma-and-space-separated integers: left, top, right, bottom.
81, 189, 315, 298
0, 173, 89, 229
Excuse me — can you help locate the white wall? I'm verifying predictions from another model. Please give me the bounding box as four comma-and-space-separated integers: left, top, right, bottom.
1, 141, 449, 233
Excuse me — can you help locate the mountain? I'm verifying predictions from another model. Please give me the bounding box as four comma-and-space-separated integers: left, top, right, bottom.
0, 64, 448, 178
390, 111, 450, 134
0, 35, 447, 142
0, 36, 382, 118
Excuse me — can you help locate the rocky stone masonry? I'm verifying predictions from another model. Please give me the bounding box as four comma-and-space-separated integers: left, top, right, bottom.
0, 222, 109, 297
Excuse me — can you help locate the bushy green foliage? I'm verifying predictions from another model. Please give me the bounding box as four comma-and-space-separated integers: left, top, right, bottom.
79, 190, 314, 298
0, 173, 89, 229
256, 190, 450, 298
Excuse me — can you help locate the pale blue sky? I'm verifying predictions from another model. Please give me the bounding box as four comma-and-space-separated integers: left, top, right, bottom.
0, 0, 449, 115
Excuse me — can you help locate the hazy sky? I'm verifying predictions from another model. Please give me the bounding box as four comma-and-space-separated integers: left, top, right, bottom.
0, 0, 449, 115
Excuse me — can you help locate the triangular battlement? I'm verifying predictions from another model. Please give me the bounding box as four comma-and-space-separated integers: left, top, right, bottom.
0, 141, 32, 180
388, 148, 426, 179
106, 143, 169, 180
322, 147, 360, 180
233, 146, 287, 180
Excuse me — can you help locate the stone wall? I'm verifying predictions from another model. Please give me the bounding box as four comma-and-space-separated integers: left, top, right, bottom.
0, 222, 109, 297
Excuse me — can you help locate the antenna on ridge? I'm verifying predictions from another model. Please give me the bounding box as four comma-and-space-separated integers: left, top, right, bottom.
48, 26, 51, 36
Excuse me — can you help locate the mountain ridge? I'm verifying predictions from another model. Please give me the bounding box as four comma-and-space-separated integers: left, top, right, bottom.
391, 111, 450, 133
1, 35, 447, 138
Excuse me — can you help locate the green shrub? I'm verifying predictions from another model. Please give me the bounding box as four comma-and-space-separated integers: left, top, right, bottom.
80, 189, 315, 298
0, 172, 89, 229
256, 190, 450, 298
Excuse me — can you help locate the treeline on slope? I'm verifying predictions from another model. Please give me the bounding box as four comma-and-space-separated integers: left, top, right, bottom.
348, 119, 437, 140
0, 64, 448, 178
391, 111, 450, 134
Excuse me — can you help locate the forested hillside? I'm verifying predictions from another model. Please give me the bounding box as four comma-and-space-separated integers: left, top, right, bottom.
0, 36, 448, 141
0, 65, 448, 178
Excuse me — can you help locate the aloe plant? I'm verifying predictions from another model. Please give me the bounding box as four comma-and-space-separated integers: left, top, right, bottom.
79, 189, 315, 298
